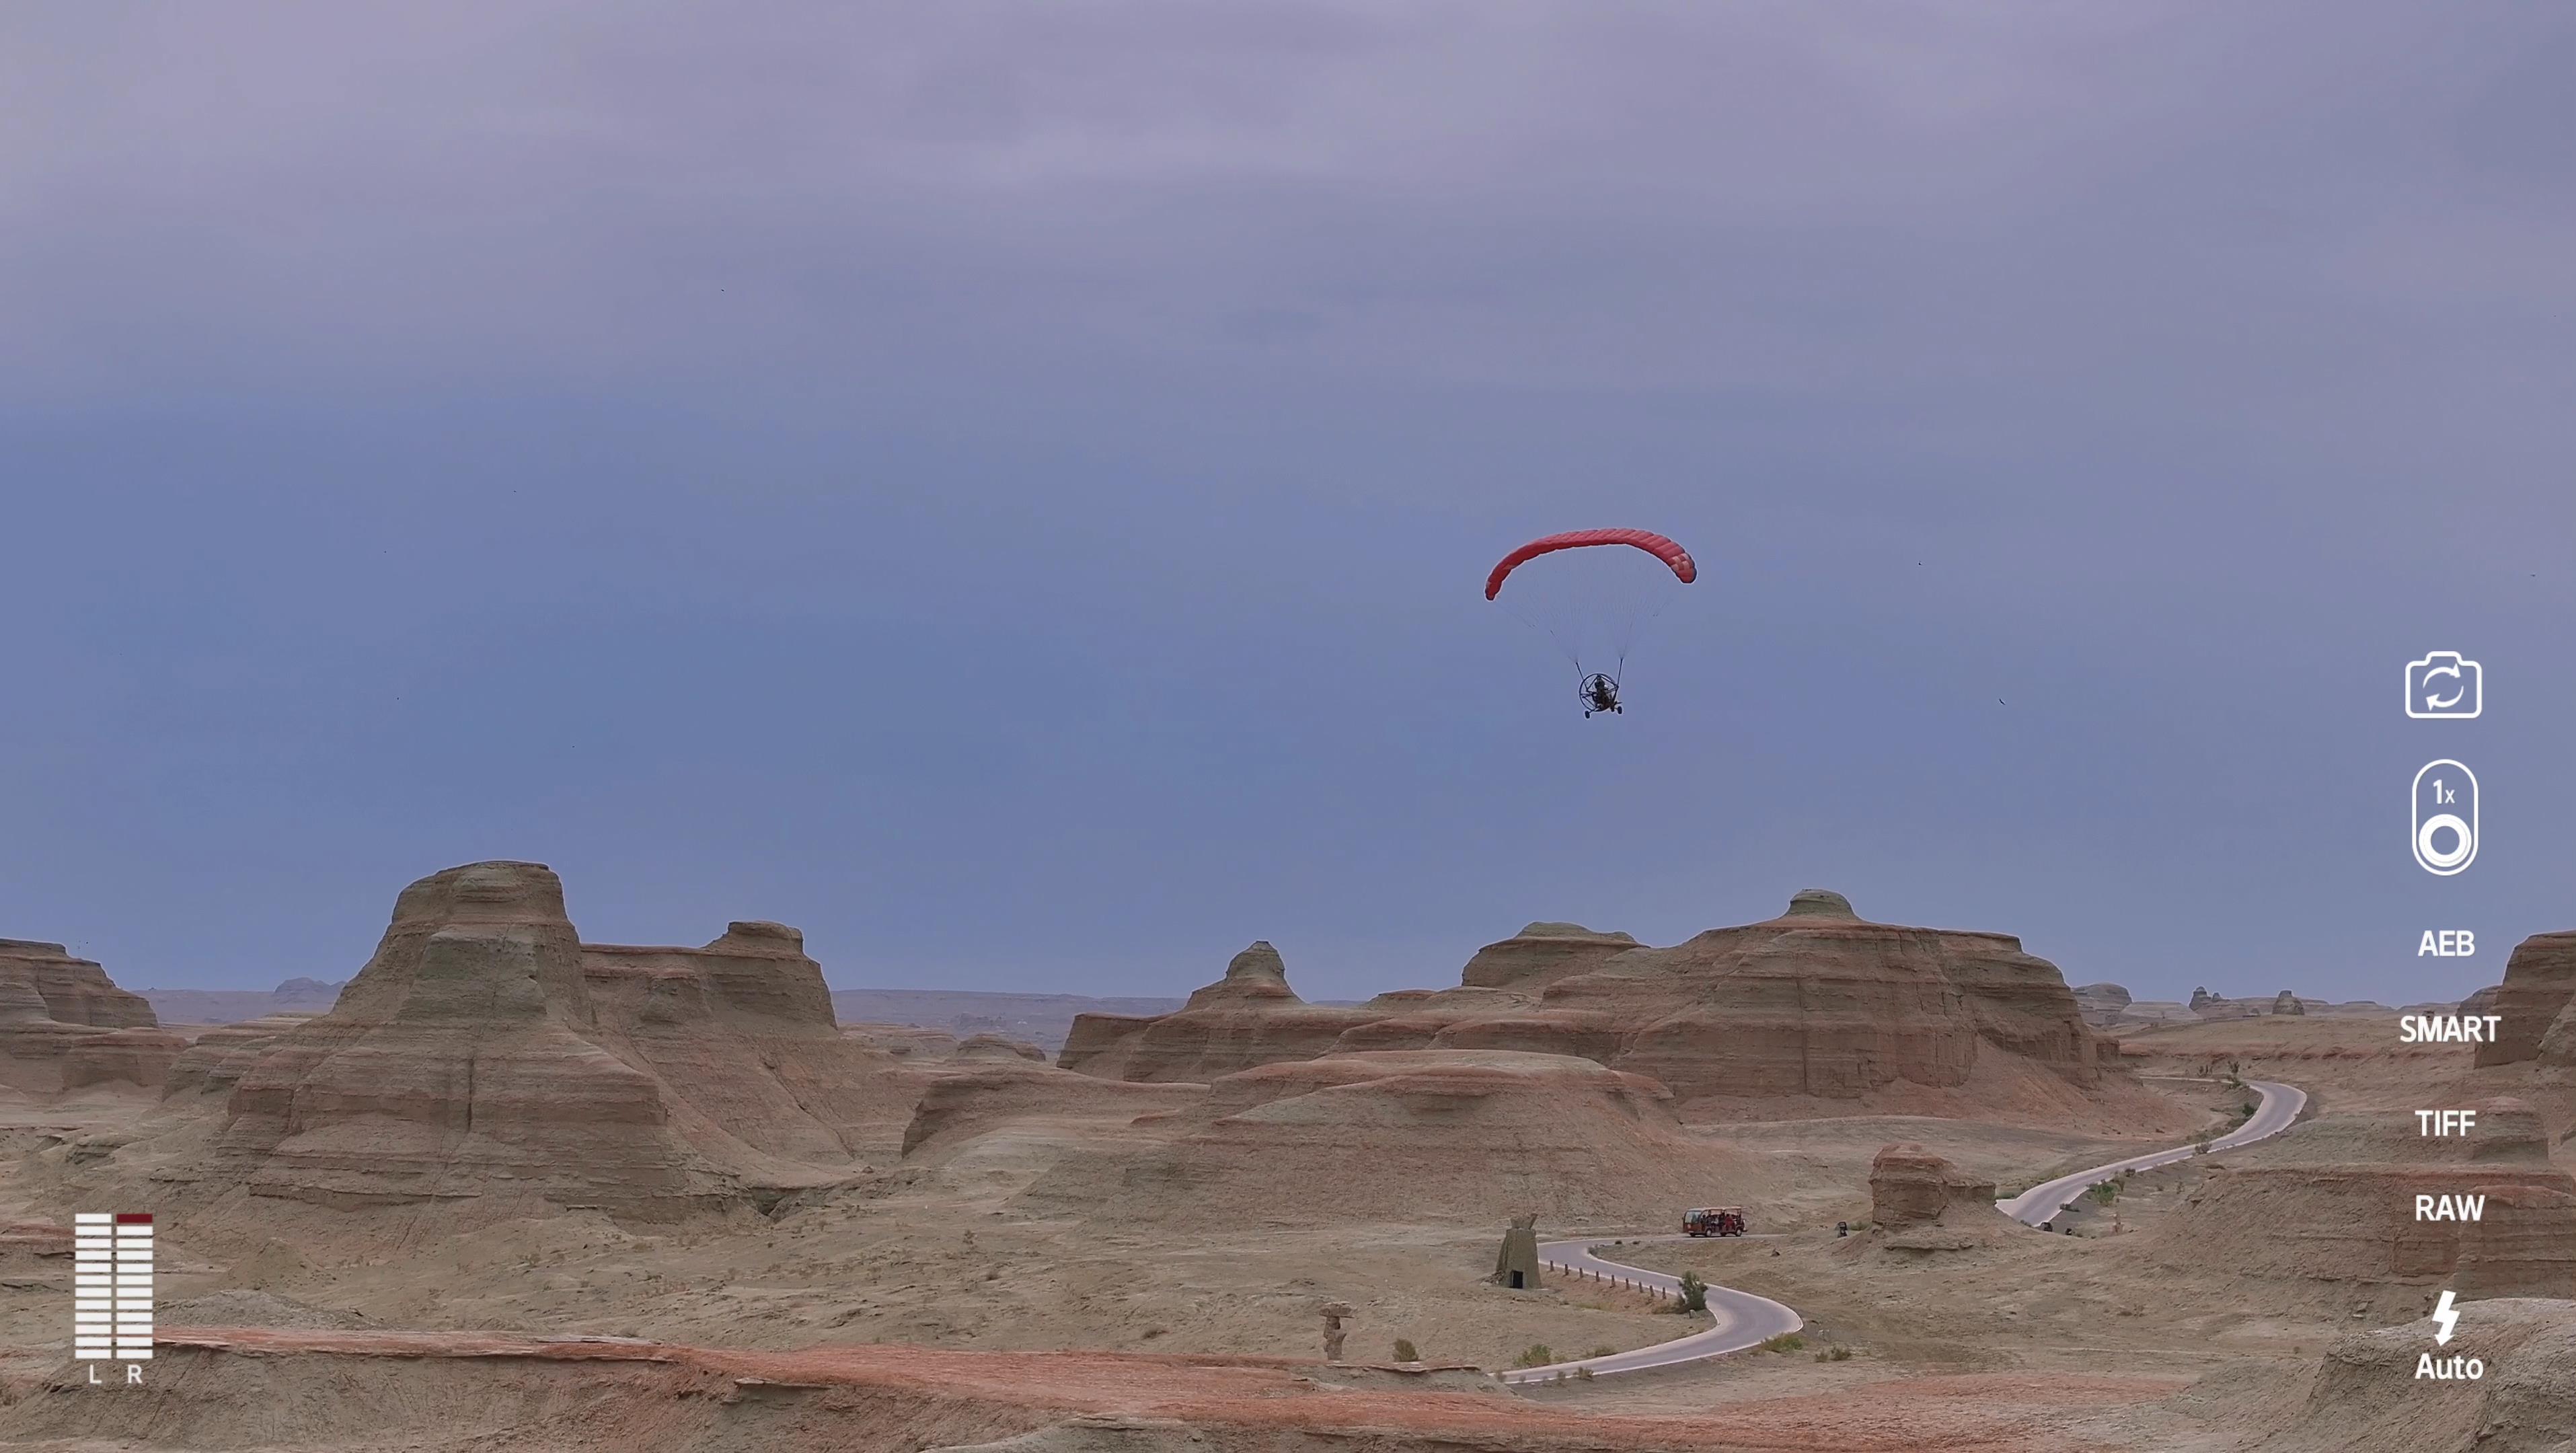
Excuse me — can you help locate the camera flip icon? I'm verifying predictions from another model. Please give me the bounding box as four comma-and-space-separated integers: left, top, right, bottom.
2407, 653, 2482, 719
2413, 760, 2478, 877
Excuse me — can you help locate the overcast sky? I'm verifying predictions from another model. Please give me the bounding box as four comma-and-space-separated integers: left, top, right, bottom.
6, 3, 2573, 1007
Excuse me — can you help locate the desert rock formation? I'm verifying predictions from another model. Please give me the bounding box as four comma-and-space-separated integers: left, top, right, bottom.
1057, 942, 1382, 1083
1457, 922, 1640, 990
204, 862, 917, 1218
2072, 982, 2131, 1026
1868, 1143, 1999, 1227
2472, 929, 2576, 1067
2156, 1103, 2576, 1297
0, 939, 178, 1093
2251, 1298, 2576, 1453
164, 1014, 312, 1097
0, 940, 157, 1028
1061, 892, 2155, 1127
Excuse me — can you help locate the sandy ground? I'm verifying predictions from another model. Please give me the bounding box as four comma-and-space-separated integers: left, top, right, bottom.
0, 1031, 2550, 1450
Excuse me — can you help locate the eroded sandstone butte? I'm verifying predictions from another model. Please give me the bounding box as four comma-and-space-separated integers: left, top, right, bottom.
1057, 942, 1382, 1083
1869, 1143, 2000, 1228
1061, 891, 2138, 1122
2472, 929, 2576, 1067
209, 861, 917, 1217
0, 939, 181, 1093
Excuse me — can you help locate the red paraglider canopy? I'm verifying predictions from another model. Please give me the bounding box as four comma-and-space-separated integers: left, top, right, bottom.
1484, 529, 1696, 600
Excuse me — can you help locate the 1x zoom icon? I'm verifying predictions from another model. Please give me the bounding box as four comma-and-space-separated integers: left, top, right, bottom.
2414, 760, 2479, 877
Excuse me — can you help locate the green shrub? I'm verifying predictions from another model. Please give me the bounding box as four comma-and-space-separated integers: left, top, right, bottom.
1588, 1345, 1616, 1358
1512, 1344, 1556, 1369
1677, 1270, 1709, 1314
1392, 1338, 1418, 1363
1758, 1333, 1805, 1353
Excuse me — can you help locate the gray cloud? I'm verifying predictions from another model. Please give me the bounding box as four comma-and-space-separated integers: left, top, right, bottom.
3, 2, 2573, 1005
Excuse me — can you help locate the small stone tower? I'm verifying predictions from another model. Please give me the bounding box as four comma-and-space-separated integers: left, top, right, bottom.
1493, 1214, 1543, 1291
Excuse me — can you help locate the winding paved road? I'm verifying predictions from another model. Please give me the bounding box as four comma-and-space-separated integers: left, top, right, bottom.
1996, 1079, 2307, 1226
1500, 1080, 2306, 1384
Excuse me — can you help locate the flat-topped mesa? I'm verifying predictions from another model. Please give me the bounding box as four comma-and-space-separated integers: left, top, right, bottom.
2475, 930, 2576, 1067
1457, 922, 1641, 990
0, 940, 158, 1028
1062, 892, 2129, 1120
209, 862, 918, 1218
1541, 890, 2109, 1105
1058, 940, 1381, 1083
0, 940, 176, 1093
215, 862, 712, 1212
319, 862, 597, 1030
580, 922, 837, 1034
580, 919, 918, 1167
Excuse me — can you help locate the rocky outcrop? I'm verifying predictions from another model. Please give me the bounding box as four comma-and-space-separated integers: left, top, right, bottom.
1056, 943, 1382, 1084
2474, 930, 2576, 1067
2271, 990, 2306, 1016
2459, 983, 2501, 1018
165, 1014, 313, 1097
2452, 1185, 2576, 1300
1869, 1144, 1998, 1227
2071, 983, 2131, 1027
0, 940, 171, 1092
0, 940, 156, 1027
2467, 1096, 2548, 1164
901, 1062, 1201, 1158
1457, 891, 2114, 1109
579, 920, 925, 1166
61, 1027, 189, 1090
2263, 1299, 2576, 1453
1457, 922, 1640, 990
209, 862, 919, 1218
1063, 893, 2139, 1125
953, 1034, 1047, 1063
2156, 1146, 2576, 1292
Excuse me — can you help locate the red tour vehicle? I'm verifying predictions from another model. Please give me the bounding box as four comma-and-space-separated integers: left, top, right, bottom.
1681, 1206, 1746, 1237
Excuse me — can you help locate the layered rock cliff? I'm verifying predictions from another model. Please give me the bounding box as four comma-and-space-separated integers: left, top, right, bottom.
0, 940, 177, 1092
1057, 942, 1382, 1083
1059, 891, 2138, 1123
207, 862, 915, 1218
2472, 930, 2576, 1067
